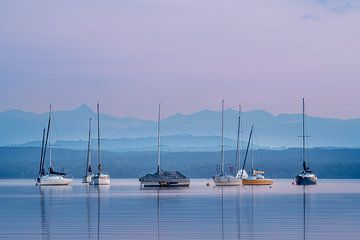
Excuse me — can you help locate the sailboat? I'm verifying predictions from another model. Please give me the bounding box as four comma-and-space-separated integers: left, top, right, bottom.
213, 100, 242, 186
234, 105, 248, 180
82, 118, 94, 183
295, 98, 317, 185
91, 103, 110, 185
36, 105, 72, 186
139, 103, 190, 187
241, 125, 273, 185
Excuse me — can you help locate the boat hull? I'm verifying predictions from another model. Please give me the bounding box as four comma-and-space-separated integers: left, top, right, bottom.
82, 174, 94, 184
213, 175, 242, 186
36, 175, 72, 186
295, 175, 317, 185
141, 180, 190, 187
91, 178, 110, 185
242, 179, 273, 185
91, 174, 110, 185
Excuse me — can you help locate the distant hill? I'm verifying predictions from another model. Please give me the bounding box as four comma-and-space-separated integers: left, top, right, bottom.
18, 135, 253, 152
1, 147, 360, 179
1, 105, 360, 147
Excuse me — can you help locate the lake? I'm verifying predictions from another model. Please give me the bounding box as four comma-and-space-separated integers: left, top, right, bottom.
0, 179, 359, 239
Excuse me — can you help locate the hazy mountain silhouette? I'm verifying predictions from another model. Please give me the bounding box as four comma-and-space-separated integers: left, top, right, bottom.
1, 105, 360, 147
18, 135, 261, 152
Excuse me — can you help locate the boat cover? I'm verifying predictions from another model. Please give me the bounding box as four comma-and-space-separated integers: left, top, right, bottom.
139, 169, 189, 182
49, 167, 66, 176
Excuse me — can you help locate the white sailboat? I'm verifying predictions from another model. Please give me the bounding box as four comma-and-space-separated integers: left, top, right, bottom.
213, 100, 242, 186
36, 105, 72, 186
234, 105, 248, 180
91, 103, 110, 185
295, 98, 317, 185
82, 118, 94, 183
139, 103, 190, 187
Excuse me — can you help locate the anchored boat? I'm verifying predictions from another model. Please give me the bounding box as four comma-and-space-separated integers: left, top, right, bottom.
91, 103, 110, 185
82, 118, 94, 183
36, 105, 72, 186
213, 100, 242, 186
139, 103, 190, 187
240, 125, 273, 185
140, 170, 190, 187
295, 98, 317, 185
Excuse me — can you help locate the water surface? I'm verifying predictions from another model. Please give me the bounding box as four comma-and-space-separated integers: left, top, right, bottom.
0, 179, 359, 239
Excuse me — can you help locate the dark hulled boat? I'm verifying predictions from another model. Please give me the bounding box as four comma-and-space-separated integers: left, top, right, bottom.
295, 98, 317, 185
139, 103, 190, 187
295, 162, 317, 185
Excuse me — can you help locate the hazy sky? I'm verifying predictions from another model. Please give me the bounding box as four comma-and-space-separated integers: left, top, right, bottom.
1, 0, 360, 119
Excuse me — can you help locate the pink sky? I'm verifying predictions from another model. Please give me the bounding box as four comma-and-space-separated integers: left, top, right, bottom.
0, 0, 360, 119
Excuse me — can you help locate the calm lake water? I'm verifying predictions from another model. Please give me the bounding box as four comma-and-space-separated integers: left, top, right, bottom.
0, 179, 359, 240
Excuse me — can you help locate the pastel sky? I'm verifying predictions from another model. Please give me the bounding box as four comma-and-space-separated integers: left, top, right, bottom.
1, 0, 360, 119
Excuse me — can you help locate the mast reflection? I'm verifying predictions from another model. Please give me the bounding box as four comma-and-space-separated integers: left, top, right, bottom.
236, 186, 241, 240
39, 187, 71, 240
86, 185, 91, 240
94, 185, 110, 240
303, 185, 306, 240
157, 189, 160, 240
97, 186, 101, 240
251, 186, 254, 240
221, 187, 224, 240
39, 187, 49, 240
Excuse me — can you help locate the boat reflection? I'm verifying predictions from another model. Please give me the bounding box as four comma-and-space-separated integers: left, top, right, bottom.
249, 186, 254, 240
39, 186, 71, 240
94, 185, 110, 240
219, 186, 246, 240
235, 186, 241, 240
39, 185, 112, 240
84, 184, 109, 240
39, 187, 49, 240
240, 185, 255, 240
85, 184, 91, 240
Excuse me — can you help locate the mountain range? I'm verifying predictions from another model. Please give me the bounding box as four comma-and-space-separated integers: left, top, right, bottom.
1, 104, 360, 148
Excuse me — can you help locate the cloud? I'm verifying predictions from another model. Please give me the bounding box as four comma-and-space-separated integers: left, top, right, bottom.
316, 0, 360, 12
302, 14, 320, 21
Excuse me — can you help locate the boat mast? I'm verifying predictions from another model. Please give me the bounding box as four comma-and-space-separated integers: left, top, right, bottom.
38, 128, 46, 176
97, 103, 102, 174
86, 118, 92, 175
251, 128, 254, 172
157, 103, 161, 172
49, 105, 52, 168
41, 104, 51, 174
220, 100, 225, 175
302, 98, 306, 170
235, 105, 242, 173
240, 125, 254, 179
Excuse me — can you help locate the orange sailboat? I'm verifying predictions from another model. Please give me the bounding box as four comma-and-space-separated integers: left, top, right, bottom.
240, 125, 273, 186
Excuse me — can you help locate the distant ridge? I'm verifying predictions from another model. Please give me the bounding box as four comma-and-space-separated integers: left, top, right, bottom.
16, 135, 261, 152
1, 105, 360, 147
1, 147, 360, 179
